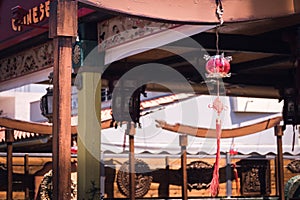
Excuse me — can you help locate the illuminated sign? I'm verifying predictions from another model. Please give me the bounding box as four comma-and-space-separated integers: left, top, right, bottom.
11, 0, 50, 32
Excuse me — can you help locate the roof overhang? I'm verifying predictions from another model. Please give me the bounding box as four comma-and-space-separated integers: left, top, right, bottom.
78, 0, 300, 24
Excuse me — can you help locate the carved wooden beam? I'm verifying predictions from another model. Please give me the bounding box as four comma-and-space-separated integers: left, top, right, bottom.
156, 116, 282, 138
0, 117, 77, 135
0, 117, 112, 137
78, 0, 300, 24
0, 42, 53, 84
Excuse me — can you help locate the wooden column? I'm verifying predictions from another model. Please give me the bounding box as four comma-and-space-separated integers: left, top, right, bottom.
127, 123, 136, 200
49, 0, 77, 199
159, 156, 170, 197
275, 125, 284, 200
24, 154, 30, 200
77, 72, 101, 199
5, 129, 14, 200
275, 156, 279, 196
180, 134, 187, 200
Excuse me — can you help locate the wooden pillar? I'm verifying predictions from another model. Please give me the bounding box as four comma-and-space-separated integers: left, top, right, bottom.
24, 154, 30, 200
49, 0, 77, 199
127, 123, 136, 200
180, 134, 188, 200
275, 125, 284, 200
5, 129, 14, 200
77, 72, 101, 199
159, 156, 170, 197
275, 156, 279, 196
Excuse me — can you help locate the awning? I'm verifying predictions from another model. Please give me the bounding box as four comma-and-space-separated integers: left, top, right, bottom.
101, 95, 300, 156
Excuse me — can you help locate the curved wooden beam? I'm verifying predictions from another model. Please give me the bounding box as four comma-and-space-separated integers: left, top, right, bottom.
156, 116, 282, 138
79, 0, 300, 24
0, 117, 77, 135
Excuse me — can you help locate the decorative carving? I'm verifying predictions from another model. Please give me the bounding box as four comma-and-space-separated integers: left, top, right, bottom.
186, 161, 213, 191
97, 16, 178, 51
287, 160, 300, 173
0, 42, 53, 83
36, 170, 77, 200
116, 159, 152, 198
237, 159, 271, 196
72, 42, 81, 66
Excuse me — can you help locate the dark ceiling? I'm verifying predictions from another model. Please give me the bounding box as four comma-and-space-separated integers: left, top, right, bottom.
97, 12, 300, 99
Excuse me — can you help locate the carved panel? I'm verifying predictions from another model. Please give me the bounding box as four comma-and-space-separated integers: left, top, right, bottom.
287, 160, 300, 173
186, 161, 213, 190
237, 159, 271, 196
116, 159, 152, 198
97, 16, 178, 51
0, 42, 53, 83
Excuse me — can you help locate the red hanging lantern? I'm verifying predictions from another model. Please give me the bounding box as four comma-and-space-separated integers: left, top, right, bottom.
204, 53, 232, 197
204, 54, 231, 78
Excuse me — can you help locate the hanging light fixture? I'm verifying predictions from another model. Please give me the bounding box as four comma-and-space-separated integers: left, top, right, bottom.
40, 87, 53, 122
40, 72, 54, 122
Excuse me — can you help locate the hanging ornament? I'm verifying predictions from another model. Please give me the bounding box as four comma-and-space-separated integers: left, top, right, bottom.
205, 53, 231, 197
204, 26, 232, 198
204, 54, 231, 78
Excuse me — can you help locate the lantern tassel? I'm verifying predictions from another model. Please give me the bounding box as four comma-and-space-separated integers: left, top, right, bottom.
232, 163, 239, 195
210, 118, 221, 197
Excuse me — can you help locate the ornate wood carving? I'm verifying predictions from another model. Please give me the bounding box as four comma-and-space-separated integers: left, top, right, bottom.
36, 170, 77, 200
287, 160, 300, 173
116, 159, 152, 198
186, 161, 213, 191
97, 16, 177, 51
0, 42, 53, 83
237, 159, 271, 196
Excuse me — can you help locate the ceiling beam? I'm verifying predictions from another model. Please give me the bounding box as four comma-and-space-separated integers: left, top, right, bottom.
183, 33, 290, 55
78, 0, 300, 24
145, 82, 280, 99
231, 56, 291, 73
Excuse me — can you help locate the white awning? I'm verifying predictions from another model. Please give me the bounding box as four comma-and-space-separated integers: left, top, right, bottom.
101, 95, 300, 156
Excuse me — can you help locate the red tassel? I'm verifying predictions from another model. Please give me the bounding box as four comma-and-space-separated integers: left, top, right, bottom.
210, 119, 221, 197
232, 163, 239, 194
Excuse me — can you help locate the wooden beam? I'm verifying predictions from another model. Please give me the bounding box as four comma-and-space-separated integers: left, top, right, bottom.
78, 0, 300, 24
52, 37, 73, 199
49, 0, 77, 199
0, 117, 77, 135
146, 83, 281, 99
231, 56, 290, 73
156, 116, 282, 138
